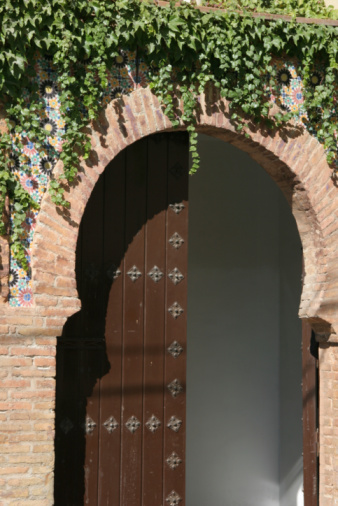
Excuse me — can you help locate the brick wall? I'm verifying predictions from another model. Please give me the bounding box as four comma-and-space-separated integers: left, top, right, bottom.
1, 87, 338, 503
319, 343, 338, 505
0, 330, 58, 505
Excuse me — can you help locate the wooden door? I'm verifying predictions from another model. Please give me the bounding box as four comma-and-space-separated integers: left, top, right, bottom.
54, 132, 189, 506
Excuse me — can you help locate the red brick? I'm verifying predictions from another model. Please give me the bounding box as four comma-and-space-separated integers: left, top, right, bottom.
0, 357, 32, 367
55, 276, 76, 288
1, 316, 33, 325
35, 337, 57, 346
0, 402, 32, 410
31, 270, 55, 285
58, 297, 81, 309
0, 466, 29, 475
10, 347, 56, 356
12, 368, 55, 377
32, 296, 58, 308
45, 317, 67, 327
32, 443, 54, 453
38, 209, 78, 240
33, 402, 55, 410
129, 91, 144, 116
34, 284, 77, 297
7, 450, 53, 461
33, 357, 55, 367
8, 477, 42, 486
11, 390, 54, 399
0, 380, 30, 388
35, 379, 55, 389
16, 326, 59, 336
30, 258, 56, 274
34, 422, 54, 431
9, 433, 49, 443
35, 307, 76, 318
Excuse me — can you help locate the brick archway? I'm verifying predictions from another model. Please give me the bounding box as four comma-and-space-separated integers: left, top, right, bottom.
31, 86, 338, 341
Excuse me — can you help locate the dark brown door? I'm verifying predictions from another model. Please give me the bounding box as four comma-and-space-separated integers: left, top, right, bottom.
54, 132, 189, 506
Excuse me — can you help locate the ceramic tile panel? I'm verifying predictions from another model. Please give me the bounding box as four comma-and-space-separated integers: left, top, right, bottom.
8, 54, 337, 306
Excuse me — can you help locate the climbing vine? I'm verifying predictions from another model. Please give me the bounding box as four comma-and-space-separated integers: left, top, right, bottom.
0, 0, 338, 270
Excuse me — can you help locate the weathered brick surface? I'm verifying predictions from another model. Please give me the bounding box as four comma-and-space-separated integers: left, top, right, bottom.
319, 344, 338, 505
0, 86, 337, 503
0, 336, 56, 504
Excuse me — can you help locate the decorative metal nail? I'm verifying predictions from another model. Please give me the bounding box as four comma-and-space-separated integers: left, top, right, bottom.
166, 490, 182, 505
85, 416, 96, 434
60, 417, 74, 435
148, 265, 164, 283
145, 415, 161, 433
167, 379, 183, 398
169, 232, 184, 250
168, 302, 184, 319
167, 341, 183, 358
169, 203, 185, 215
107, 263, 121, 280
103, 416, 119, 433
168, 267, 184, 285
127, 265, 142, 282
170, 162, 184, 179
166, 452, 182, 470
125, 416, 141, 433
167, 416, 182, 432
85, 264, 100, 281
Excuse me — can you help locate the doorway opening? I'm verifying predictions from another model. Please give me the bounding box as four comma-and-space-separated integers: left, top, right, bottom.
186, 134, 316, 506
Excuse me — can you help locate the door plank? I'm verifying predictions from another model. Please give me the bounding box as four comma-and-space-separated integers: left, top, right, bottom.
142, 134, 168, 506
163, 133, 189, 506
81, 174, 105, 505
120, 139, 148, 506
98, 152, 126, 505
55, 341, 84, 505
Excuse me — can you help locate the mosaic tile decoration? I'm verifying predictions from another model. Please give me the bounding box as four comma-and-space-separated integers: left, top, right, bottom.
8, 50, 137, 307
8, 53, 337, 306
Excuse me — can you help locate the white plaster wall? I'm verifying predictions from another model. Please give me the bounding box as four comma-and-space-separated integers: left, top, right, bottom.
186, 134, 302, 506
279, 195, 303, 506
325, 0, 338, 8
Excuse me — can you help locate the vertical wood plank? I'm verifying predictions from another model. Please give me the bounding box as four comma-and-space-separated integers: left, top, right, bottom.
142, 134, 168, 506
163, 132, 189, 506
302, 320, 318, 506
120, 139, 147, 506
54, 342, 84, 505
81, 174, 105, 505
98, 152, 126, 505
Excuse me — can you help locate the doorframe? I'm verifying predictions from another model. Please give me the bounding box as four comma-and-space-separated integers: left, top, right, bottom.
302, 321, 319, 506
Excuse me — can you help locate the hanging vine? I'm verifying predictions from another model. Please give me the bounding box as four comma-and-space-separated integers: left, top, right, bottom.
0, 0, 338, 269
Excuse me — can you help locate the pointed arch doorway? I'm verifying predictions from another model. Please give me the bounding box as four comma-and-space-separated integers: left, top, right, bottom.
54, 131, 317, 505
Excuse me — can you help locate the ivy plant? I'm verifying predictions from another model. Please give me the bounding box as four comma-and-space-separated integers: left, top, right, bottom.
0, 0, 337, 270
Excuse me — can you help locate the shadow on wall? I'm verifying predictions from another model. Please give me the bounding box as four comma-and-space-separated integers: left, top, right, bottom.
54, 258, 112, 504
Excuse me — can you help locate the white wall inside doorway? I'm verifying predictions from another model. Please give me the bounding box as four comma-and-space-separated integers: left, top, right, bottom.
186, 134, 303, 506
